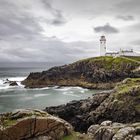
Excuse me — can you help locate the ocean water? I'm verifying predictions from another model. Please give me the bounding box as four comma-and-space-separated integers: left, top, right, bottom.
0, 67, 102, 113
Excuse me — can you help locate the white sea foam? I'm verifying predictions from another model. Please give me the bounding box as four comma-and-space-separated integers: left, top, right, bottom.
53, 88, 66, 91
51, 86, 60, 89
20, 96, 34, 101
26, 87, 50, 91
36, 87, 50, 90
8, 77, 26, 82
0, 94, 25, 98
56, 87, 76, 91
0, 79, 3, 85
34, 94, 50, 98
0, 77, 26, 90
62, 91, 80, 97
54, 86, 78, 91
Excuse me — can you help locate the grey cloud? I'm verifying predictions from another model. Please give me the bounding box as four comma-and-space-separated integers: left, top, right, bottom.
0, 38, 98, 63
0, 16, 42, 39
41, 0, 67, 26
116, 0, 140, 14
0, 1, 43, 40
117, 15, 134, 21
50, 19, 66, 26
124, 23, 140, 32
0, 0, 67, 39
94, 24, 119, 34
130, 40, 140, 46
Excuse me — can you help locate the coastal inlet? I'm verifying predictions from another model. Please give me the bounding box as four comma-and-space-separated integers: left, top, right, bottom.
0, 67, 103, 113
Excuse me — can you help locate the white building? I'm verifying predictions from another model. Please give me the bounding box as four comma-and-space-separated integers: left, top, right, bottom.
99, 35, 140, 57
100, 35, 106, 56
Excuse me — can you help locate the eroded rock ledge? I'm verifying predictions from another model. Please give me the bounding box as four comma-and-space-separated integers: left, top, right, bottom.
0, 109, 73, 140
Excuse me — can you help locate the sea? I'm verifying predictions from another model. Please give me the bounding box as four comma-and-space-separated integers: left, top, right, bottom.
0, 67, 102, 113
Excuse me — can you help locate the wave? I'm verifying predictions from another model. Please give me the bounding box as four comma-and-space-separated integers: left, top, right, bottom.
54, 86, 87, 91
0, 94, 25, 98
0, 77, 26, 90
34, 94, 50, 98
0, 77, 89, 94
26, 87, 50, 91
0, 93, 50, 99
8, 77, 26, 82
62, 91, 80, 97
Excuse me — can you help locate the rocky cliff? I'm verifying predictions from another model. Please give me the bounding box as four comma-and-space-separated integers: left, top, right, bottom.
22, 56, 140, 89
0, 109, 73, 140
45, 78, 140, 133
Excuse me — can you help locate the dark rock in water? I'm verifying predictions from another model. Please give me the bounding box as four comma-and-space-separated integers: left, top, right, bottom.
9, 81, 18, 86
3, 79, 10, 84
3, 79, 18, 86
45, 78, 140, 133
22, 56, 140, 89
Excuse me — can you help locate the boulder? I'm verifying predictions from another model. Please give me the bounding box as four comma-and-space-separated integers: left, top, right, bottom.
112, 127, 135, 140
101, 121, 112, 126
87, 121, 140, 140
134, 136, 140, 140
94, 126, 115, 140
0, 109, 73, 140
87, 124, 100, 139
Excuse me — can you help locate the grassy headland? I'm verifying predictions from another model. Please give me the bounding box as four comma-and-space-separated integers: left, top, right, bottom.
22, 56, 140, 89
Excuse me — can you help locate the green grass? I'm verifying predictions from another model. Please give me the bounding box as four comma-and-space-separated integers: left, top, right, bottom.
62, 132, 89, 140
114, 78, 140, 99
110, 78, 140, 114
3, 119, 17, 127
62, 135, 79, 140
135, 104, 140, 113
0, 110, 49, 128
70, 56, 139, 71
125, 56, 140, 62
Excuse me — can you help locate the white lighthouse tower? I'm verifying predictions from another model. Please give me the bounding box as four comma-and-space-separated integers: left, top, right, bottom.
100, 35, 106, 56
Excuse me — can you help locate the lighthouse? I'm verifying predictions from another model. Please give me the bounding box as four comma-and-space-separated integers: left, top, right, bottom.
100, 35, 106, 56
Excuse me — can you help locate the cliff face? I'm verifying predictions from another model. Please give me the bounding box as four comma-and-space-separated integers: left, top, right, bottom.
22, 56, 140, 89
45, 78, 140, 133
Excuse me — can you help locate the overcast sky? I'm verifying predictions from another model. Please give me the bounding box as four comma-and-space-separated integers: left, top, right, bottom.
0, 0, 140, 64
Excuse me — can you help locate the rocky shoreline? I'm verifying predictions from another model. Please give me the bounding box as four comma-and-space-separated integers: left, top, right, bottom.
0, 78, 140, 140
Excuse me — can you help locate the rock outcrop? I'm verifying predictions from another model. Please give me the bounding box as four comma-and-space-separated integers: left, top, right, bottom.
4, 79, 18, 86
9, 81, 18, 86
45, 78, 140, 133
87, 121, 140, 140
22, 56, 140, 89
0, 109, 73, 140
45, 91, 110, 132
